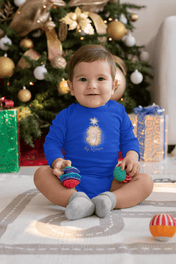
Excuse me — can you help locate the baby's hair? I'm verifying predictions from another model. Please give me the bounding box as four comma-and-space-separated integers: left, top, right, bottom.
69, 45, 117, 81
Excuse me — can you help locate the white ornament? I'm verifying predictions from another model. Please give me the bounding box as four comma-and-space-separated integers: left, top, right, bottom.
14, 0, 26, 7
0, 35, 12, 51
140, 51, 150, 62
33, 64, 47, 80
120, 14, 127, 25
124, 33, 136, 47
130, 69, 143, 84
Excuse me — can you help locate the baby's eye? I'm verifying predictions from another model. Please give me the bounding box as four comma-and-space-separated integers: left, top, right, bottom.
79, 78, 87, 82
98, 77, 105, 81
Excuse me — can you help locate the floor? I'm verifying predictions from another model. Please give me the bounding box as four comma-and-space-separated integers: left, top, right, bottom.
4, 154, 176, 183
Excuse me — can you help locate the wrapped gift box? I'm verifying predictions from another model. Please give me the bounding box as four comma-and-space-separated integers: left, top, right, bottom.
0, 108, 20, 172
129, 114, 168, 162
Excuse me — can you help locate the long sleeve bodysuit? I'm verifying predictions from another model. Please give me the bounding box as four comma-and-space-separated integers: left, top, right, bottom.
44, 100, 140, 199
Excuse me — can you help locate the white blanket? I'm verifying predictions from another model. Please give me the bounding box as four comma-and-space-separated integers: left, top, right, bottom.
0, 174, 176, 264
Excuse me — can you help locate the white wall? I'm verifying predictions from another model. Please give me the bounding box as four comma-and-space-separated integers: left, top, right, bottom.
120, 0, 176, 100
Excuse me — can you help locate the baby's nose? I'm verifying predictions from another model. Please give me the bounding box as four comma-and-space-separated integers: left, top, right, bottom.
88, 80, 97, 89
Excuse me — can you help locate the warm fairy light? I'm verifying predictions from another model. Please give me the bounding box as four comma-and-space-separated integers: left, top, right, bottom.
121, 98, 124, 101
37, 20, 40, 24
17, 11, 20, 14
80, 37, 84, 40
53, 5, 57, 9
29, 82, 34, 85
43, 4, 47, 8
7, 82, 10, 86
108, 17, 113, 21
109, 37, 112, 41
104, 20, 107, 24
41, 62, 43, 65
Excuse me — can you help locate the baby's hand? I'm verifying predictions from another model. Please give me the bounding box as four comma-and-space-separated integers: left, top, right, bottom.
52, 158, 72, 179
120, 151, 140, 177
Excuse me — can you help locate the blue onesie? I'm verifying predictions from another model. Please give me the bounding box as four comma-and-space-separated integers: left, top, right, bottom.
44, 100, 140, 199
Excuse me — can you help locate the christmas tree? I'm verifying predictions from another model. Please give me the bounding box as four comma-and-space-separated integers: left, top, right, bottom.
0, 0, 152, 147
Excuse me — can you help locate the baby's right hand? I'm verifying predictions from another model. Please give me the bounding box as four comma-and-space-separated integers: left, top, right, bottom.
52, 158, 72, 179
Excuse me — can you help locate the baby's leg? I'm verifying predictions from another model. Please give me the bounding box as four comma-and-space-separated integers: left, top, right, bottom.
110, 173, 153, 209
34, 166, 75, 207
34, 166, 95, 220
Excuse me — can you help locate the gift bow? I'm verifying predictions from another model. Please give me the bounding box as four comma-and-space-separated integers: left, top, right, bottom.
133, 104, 165, 116
0, 97, 14, 109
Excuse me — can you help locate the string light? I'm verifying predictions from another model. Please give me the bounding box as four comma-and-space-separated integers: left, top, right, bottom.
109, 37, 112, 41
80, 37, 84, 40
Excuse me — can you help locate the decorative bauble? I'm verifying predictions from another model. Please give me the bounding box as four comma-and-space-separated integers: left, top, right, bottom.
20, 38, 34, 49
0, 35, 12, 51
18, 86, 31, 102
33, 64, 47, 80
120, 14, 127, 25
130, 13, 139, 22
150, 214, 176, 241
14, 0, 26, 6
58, 79, 70, 94
111, 67, 126, 101
130, 69, 143, 85
0, 55, 15, 78
107, 20, 127, 41
140, 51, 150, 62
50, 56, 67, 69
124, 33, 136, 47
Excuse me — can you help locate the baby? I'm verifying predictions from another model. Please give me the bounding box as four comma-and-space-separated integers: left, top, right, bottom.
34, 45, 153, 220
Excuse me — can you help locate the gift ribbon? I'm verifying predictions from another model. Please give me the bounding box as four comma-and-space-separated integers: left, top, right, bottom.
133, 104, 166, 161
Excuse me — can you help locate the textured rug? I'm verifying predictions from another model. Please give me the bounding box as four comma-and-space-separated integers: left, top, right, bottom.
0, 174, 176, 264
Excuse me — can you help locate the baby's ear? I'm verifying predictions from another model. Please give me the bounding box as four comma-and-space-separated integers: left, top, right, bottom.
112, 79, 118, 93
67, 80, 74, 96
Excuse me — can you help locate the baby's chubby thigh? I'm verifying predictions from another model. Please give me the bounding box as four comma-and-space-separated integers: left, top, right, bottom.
76, 173, 114, 199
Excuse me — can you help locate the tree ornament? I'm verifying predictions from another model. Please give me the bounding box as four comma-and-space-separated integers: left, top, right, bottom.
0, 35, 12, 51
20, 38, 34, 49
0, 54, 15, 78
59, 21, 68, 42
129, 13, 139, 22
50, 56, 67, 69
18, 86, 31, 102
58, 79, 70, 94
111, 67, 126, 101
124, 33, 136, 47
14, 0, 26, 7
120, 14, 127, 25
33, 64, 47, 80
150, 214, 176, 241
130, 69, 143, 85
140, 50, 150, 62
107, 20, 127, 41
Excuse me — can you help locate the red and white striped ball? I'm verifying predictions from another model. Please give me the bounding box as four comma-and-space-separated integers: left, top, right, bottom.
149, 214, 176, 241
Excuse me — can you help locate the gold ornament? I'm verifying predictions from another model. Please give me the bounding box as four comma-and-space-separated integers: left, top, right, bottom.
69, 0, 109, 13
107, 20, 127, 41
18, 86, 32, 102
58, 79, 70, 94
0, 55, 15, 78
111, 67, 126, 101
61, 7, 94, 35
20, 38, 34, 49
10, 0, 66, 37
130, 13, 139, 22
51, 56, 67, 69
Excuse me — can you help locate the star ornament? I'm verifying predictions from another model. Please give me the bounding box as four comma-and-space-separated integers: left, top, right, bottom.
90, 117, 99, 125
60, 7, 94, 35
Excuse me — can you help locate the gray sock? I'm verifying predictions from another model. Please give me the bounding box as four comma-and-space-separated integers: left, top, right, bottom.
65, 192, 95, 220
91, 192, 117, 218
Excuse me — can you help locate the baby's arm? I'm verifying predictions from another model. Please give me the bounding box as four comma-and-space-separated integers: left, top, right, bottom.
52, 158, 72, 179
120, 150, 140, 177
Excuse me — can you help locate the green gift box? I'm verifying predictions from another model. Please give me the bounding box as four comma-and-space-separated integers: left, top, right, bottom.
0, 108, 20, 173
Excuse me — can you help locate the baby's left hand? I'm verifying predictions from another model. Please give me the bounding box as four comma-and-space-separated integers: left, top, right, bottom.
120, 151, 140, 177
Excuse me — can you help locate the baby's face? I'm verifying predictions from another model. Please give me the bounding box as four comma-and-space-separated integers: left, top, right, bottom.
68, 60, 116, 108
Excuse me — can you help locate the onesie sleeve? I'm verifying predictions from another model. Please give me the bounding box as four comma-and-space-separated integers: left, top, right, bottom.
120, 108, 140, 160
43, 108, 68, 167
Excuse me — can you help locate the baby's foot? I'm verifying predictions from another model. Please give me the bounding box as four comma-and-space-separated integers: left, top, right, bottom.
65, 192, 95, 220
92, 192, 117, 218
